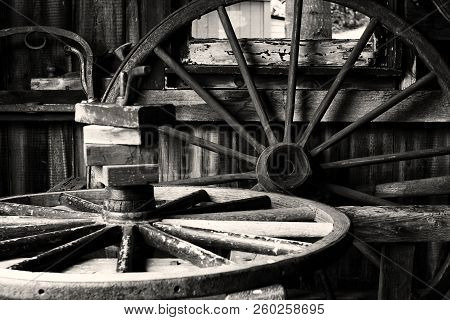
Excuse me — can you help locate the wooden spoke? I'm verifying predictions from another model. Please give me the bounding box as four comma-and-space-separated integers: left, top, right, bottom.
160, 220, 332, 238
163, 195, 272, 216
152, 190, 211, 215
0, 202, 100, 219
0, 224, 104, 261
298, 18, 378, 147
284, 0, 304, 143
59, 193, 103, 213
359, 175, 450, 198
138, 225, 232, 268
166, 207, 316, 222
321, 146, 450, 169
310, 72, 436, 157
117, 225, 136, 273
8, 226, 116, 272
154, 46, 265, 153
217, 6, 278, 146
160, 172, 257, 186
154, 223, 311, 256
0, 220, 95, 241
316, 182, 397, 206
158, 126, 257, 165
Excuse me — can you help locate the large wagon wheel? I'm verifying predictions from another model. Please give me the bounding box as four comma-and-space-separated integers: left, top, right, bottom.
0, 187, 349, 299
100, 0, 450, 203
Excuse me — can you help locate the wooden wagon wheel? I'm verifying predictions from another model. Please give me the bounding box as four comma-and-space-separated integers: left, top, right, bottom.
0, 187, 349, 299
99, 0, 450, 203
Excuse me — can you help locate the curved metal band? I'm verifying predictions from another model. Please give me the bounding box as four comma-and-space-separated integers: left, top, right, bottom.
0, 26, 94, 100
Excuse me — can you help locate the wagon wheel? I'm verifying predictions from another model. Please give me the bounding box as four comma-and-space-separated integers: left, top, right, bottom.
97, 0, 450, 298
101, 0, 450, 203
0, 186, 349, 299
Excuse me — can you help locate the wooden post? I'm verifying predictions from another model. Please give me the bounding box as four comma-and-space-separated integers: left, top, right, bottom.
286, 0, 332, 39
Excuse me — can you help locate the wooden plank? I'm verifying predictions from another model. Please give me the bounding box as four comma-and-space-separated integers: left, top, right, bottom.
101, 164, 159, 187
362, 176, 450, 198
0, 91, 84, 104
184, 39, 374, 66
84, 144, 156, 166
340, 206, 450, 242
378, 244, 415, 299
137, 90, 448, 123
160, 220, 333, 238
0, 104, 74, 113
31, 77, 82, 91
75, 103, 175, 128
83, 125, 141, 145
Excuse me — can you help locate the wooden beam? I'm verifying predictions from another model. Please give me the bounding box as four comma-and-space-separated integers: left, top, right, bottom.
31, 77, 82, 91
83, 125, 141, 145
0, 91, 84, 104
100, 164, 159, 187
0, 104, 74, 113
84, 144, 157, 166
136, 90, 448, 123
75, 103, 175, 128
360, 176, 450, 198
340, 206, 450, 242
184, 39, 373, 66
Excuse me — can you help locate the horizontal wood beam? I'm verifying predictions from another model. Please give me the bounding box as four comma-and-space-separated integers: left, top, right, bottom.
83, 125, 141, 145
31, 77, 83, 91
100, 164, 159, 187
339, 206, 450, 242
0, 91, 84, 104
84, 144, 156, 166
136, 90, 447, 123
75, 103, 175, 128
185, 39, 374, 66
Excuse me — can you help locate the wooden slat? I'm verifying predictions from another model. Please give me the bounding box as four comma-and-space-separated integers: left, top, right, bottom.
0, 202, 99, 219
0, 91, 84, 104
136, 90, 448, 123
75, 103, 175, 128
160, 173, 257, 186
160, 220, 333, 238
101, 164, 159, 187
184, 39, 374, 66
83, 125, 141, 145
340, 206, 450, 242
31, 77, 82, 91
84, 144, 157, 166
361, 176, 450, 198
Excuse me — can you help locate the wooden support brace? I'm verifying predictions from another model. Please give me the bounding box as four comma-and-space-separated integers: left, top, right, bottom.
99, 164, 159, 187
84, 144, 156, 166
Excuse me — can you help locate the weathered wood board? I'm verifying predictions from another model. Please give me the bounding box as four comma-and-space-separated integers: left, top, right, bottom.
84, 144, 157, 166
184, 39, 375, 66
136, 90, 449, 122
83, 125, 141, 145
75, 103, 175, 128
96, 164, 159, 187
31, 77, 83, 91
340, 206, 450, 242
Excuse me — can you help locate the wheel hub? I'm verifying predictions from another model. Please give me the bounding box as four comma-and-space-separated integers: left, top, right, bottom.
256, 143, 311, 192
